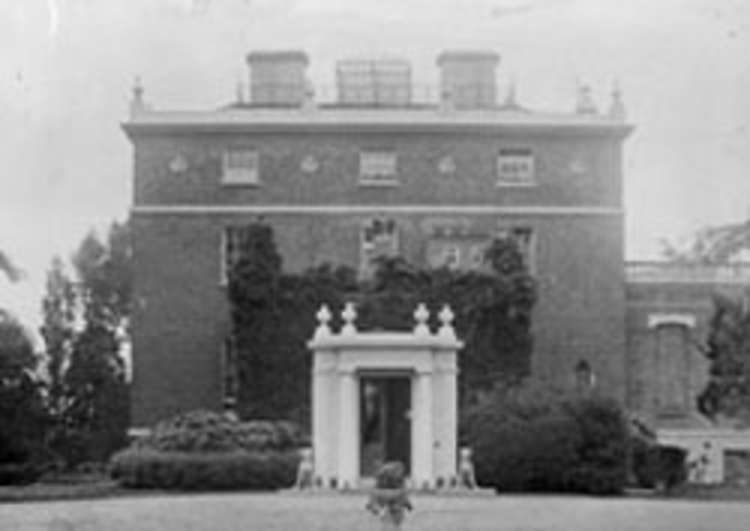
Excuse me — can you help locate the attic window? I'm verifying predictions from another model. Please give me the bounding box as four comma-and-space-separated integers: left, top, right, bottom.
222, 148, 259, 185
497, 147, 535, 186
359, 151, 398, 186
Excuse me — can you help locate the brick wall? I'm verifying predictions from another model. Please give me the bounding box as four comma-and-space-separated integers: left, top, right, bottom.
128, 126, 628, 426
625, 282, 745, 428
133, 132, 621, 208
131, 209, 626, 425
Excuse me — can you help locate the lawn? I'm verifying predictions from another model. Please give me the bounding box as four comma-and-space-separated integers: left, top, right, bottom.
2, 492, 750, 531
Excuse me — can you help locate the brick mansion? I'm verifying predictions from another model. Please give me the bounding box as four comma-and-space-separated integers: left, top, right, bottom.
123, 49, 748, 453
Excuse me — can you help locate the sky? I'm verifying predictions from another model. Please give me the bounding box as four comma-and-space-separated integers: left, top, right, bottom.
1, 0, 749, 331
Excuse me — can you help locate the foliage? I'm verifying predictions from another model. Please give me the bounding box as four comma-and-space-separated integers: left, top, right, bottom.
660, 220, 750, 264
0, 250, 22, 282
0, 310, 48, 483
228, 222, 536, 419
697, 291, 750, 423
137, 410, 307, 453
109, 410, 302, 490
631, 443, 688, 491
0, 462, 44, 486
40, 221, 132, 467
40, 257, 77, 423
109, 448, 299, 490
461, 380, 628, 494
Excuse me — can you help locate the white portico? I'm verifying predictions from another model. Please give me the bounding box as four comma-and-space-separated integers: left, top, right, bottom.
307, 303, 463, 490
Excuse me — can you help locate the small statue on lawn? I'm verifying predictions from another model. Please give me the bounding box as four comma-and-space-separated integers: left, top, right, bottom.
365, 461, 413, 530
294, 447, 314, 490
458, 447, 477, 489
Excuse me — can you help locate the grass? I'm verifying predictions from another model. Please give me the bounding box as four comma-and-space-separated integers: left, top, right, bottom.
0, 479, 122, 503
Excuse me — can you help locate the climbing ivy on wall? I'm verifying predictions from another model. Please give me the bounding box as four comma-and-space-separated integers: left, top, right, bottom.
227, 222, 536, 424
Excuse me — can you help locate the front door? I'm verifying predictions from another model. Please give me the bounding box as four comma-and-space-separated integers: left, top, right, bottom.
360, 376, 411, 477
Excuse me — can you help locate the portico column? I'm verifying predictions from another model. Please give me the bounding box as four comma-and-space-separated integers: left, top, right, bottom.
312, 351, 336, 485
337, 370, 359, 489
412, 369, 434, 488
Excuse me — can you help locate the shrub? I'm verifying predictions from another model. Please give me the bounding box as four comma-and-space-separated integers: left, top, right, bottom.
462, 381, 629, 494
0, 462, 43, 486
109, 448, 298, 490
632, 444, 687, 491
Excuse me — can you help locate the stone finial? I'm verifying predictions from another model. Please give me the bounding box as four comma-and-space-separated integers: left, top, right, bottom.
341, 302, 358, 335
575, 83, 598, 115
130, 76, 148, 117
438, 304, 457, 340
502, 77, 522, 110
608, 80, 626, 121
439, 89, 455, 113
235, 80, 245, 104
314, 304, 332, 339
413, 303, 430, 336
302, 78, 316, 111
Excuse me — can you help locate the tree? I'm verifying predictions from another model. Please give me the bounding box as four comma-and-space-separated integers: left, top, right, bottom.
40, 221, 133, 465
40, 257, 77, 424
0, 250, 22, 282
697, 291, 750, 424
0, 310, 47, 466
661, 219, 750, 264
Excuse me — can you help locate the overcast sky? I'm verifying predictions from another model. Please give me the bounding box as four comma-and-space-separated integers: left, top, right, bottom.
1, 0, 749, 330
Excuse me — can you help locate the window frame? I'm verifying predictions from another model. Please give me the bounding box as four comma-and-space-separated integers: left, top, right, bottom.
496, 147, 536, 187
221, 336, 239, 408
359, 218, 399, 276
359, 150, 399, 187
495, 225, 537, 275
221, 147, 260, 186
220, 226, 241, 285
441, 245, 462, 270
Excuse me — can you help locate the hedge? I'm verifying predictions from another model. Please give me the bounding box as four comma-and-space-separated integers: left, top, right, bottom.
109, 448, 299, 490
108, 410, 305, 490
139, 410, 307, 453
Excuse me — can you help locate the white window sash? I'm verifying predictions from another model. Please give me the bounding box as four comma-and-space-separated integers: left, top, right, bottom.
222, 149, 259, 185
497, 152, 535, 185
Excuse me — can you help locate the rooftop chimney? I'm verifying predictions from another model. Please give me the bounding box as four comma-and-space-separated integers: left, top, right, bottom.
437, 50, 500, 109
246, 50, 309, 107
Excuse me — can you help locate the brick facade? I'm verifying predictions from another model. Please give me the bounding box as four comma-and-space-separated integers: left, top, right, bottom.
124, 50, 636, 427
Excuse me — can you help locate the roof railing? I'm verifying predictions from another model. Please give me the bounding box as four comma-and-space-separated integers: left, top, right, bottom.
626, 261, 750, 284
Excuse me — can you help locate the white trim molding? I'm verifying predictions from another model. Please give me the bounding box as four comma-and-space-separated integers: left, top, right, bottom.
131, 204, 623, 216
648, 313, 697, 329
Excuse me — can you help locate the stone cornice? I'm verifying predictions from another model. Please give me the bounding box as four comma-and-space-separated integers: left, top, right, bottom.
122, 108, 633, 139
131, 204, 624, 217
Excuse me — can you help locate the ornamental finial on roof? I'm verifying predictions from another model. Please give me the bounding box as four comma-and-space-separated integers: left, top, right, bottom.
608, 79, 626, 121
130, 76, 147, 117
302, 78, 316, 111
575, 82, 598, 115
235, 80, 245, 104
503, 76, 519, 108
314, 304, 332, 340
413, 303, 430, 336
438, 304, 457, 340
341, 302, 358, 335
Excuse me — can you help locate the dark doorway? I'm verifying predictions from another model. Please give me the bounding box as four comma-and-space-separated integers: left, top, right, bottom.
360, 375, 411, 477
